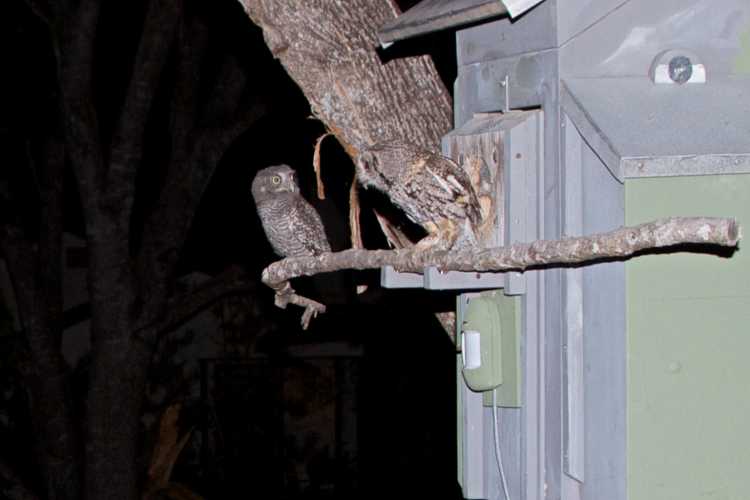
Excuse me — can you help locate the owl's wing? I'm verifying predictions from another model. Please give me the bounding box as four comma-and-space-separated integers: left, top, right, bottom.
405, 155, 482, 226
289, 197, 331, 256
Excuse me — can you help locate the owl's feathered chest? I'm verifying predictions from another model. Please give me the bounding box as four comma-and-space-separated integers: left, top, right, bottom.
255, 196, 289, 220
255, 194, 330, 257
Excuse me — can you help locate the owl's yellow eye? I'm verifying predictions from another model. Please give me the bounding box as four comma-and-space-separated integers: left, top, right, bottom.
271, 175, 282, 185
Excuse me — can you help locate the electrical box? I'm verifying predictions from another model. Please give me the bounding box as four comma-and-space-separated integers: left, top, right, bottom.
459, 291, 522, 406
461, 294, 504, 391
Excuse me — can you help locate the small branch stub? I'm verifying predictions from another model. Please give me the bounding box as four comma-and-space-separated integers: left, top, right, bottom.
263, 217, 740, 328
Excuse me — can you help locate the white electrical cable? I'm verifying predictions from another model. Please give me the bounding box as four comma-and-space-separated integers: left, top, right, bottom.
492, 388, 511, 500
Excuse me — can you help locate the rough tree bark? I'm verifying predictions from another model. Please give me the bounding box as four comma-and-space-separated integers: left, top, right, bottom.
239, 0, 452, 155
4, 1, 267, 499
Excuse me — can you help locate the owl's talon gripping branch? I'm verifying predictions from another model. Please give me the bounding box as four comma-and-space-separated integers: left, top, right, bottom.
268, 281, 326, 330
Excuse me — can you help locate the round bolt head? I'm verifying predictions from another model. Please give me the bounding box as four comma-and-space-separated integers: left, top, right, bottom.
668, 56, 693, 84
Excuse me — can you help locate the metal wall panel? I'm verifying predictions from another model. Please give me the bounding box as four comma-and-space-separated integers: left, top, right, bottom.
455, 51, 557, 125
456, 6, 556, 67
561, 115, 585, 483
453, 109, 546, 500
562, 77, 750, 180
556, 0, 631, 46
378, 0, 506, 45
559, 0, 750, 79
580, 133, 626, 500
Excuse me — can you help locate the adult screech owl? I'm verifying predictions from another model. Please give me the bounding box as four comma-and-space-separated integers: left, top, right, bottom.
251, 165, 331, 258
355, 142, 481, 250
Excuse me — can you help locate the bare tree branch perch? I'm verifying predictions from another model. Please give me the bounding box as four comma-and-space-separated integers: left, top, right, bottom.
22, 0, 53, 26
261, 217, 741, 328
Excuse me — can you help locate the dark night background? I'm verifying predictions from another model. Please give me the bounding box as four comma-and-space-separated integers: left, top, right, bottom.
0, 0, 463, 498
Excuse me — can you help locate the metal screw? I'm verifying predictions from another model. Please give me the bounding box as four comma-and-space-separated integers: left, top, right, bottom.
668, 56, 693, 84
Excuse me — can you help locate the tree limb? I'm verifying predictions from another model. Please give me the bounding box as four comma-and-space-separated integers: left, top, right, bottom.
106, 0, 182, 214
167, 12, 209, 157
261, 217, 741, 327
135, 97, 268, 315
135, 267, 258, 343
21, 0, 53, 26
0, 227, 35, 301
54, 0, 104, 213
136, 15, 268, 314
0, 457, 41, 500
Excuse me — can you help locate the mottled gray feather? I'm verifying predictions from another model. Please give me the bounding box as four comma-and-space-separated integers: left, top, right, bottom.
355, 142, 481, 228
252, 164, 331, 258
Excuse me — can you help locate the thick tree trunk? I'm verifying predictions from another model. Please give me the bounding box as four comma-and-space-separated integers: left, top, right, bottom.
49, 0, 267, 497
53, 1, 146, 497
84, 336, 150, 500
10, 0, 271, 497
239, 0, 452, 155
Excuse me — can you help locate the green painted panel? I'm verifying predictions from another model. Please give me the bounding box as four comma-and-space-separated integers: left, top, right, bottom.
626, 174, 750, 500
481, 293, 522, 408
736, 25, 750, 74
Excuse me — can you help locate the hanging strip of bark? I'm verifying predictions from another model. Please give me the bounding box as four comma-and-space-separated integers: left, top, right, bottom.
348, 171, 369, 295
262, 217, 740, 328
312, 132, 331, 200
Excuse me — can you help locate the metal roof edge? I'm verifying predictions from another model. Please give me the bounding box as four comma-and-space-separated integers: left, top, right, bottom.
378, 0, 507, 46
562, 76, 750, 180
560, 79, 624, 182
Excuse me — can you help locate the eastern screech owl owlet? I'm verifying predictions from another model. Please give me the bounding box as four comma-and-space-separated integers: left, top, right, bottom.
355, 142, 481, 250
251, 165, 331, 258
